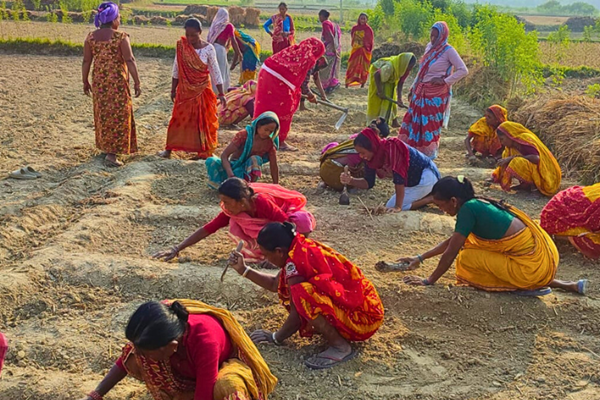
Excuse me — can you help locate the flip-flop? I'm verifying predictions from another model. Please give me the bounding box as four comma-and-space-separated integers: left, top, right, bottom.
512, 287, 553, 297
577, 279, 589, 295
25, 166, 42, 178
305, 349, 357, 370
104, 159, 123, 168
8, 168, 37, 180
279, 144, 299, 152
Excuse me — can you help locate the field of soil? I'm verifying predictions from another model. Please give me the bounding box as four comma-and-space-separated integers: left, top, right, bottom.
0, 54, 599, 400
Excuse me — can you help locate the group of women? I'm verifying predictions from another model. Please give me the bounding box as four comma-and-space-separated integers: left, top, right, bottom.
76, 4, 598, 400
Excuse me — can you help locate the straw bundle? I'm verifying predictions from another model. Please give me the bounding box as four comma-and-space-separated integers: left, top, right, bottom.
206, 6, 218, 23
510, 94, 600, 183
245, 7, 261, 27
228, 6, 245, 26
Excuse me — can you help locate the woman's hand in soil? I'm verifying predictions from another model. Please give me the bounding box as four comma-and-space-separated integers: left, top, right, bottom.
397, 257, 420, 270
403, 275, 427, 285
153, 246, 179, 262
250, 329, 274, 344
228, 250, 247, 275
340, 171, 352, 185
83, 81, 92, 96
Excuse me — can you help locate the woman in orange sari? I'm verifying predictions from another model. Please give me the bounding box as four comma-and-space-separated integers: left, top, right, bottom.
492, 121, 561, 196
465, 104, 506, 163
263, 2, 295, 54
345, 13, 374, 88
158, 19, 226, 160
254, 38, 325, 151
228, 222, 384, 370
541, 183, 600, 259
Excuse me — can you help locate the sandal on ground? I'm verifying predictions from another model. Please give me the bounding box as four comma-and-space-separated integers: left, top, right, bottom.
8, 167, 38, 180
305, 349, 357, 370
157, 150, 172, 159
104, 158, 123, 168
25, 166, 42, 178
512, 287, 552, 297
279, 144, 299, 152
577, 279, 589, 295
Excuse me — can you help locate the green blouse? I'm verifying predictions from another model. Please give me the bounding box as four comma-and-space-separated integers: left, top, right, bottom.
454, 199, 515, 240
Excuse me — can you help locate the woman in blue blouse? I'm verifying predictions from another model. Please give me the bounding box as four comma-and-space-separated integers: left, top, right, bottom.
263, 2, 295, 54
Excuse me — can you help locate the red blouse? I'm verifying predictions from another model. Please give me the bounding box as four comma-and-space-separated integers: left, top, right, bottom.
115, 314, 232, 400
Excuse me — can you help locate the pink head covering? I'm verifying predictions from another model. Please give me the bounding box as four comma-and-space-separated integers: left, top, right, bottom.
207, 8, 230, 43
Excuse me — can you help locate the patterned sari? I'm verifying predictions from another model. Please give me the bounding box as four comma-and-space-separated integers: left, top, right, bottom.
468, 105, 506, 157
87, 31, 137, 155
254, 38, 325, 144
206, 112, 280, 189
270, 14, 295, 54
399, 21, 453, 159
320, 19, 342, 90
541, 183, 600, 259
492, 122, 562, 196
166, 38, 219, 158
119, 300, 277, 400
456, 205, 558, 291
278, 235, 385, 341
236, 30, 261, 84
345, 19, 373, 87
218, 80, 257, 126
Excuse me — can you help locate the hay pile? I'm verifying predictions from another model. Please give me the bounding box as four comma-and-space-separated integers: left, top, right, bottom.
228, 6, 245, 26
564, 16, 597, 32
245, 7, 261, 27
371, 42, 425, 62
510, 94, 600, 183
206, 6, 218, 23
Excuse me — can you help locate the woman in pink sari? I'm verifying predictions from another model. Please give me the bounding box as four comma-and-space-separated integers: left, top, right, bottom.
153, 177, 316, 263
318, 9, 342, 94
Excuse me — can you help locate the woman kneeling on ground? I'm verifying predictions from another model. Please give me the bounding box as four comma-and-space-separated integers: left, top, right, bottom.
400, 176, 588, 296
80, 300, 277, 400
154, 177, 315, 263
465, 104, 506, 164
206, 112, 280, 189
228, 222, 385, 370
340, 127, 440, 211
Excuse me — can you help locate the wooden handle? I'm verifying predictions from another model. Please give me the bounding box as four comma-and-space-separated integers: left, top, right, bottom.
220, 241, 244, 282
344, 165, 349, 174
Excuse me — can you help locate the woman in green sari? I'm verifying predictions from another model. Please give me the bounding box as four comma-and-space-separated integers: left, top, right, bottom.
206, 112, 280, 189
366, 52, 416, 128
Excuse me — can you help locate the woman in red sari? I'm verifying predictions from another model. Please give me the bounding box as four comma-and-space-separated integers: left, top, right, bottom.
228, 222, 384, 370
153, 177, 316, 263
254, 37, 325, 151
345, 13, 374, 88
263, 2, 295, 54
159, 19, 226, 160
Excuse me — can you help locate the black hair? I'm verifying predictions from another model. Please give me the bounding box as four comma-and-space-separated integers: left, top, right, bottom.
125, 301, 189, 350
359, 12, 368, 19
431, 176, 510, 211
370, 118, 390, 138
257, 222, 296, 251
184, 18, 202, 31
319, 9, 330, 19
218, 177, 255, 201
278, 2, 287, 8
353, 133, 373, 151
256, 116, 278, 128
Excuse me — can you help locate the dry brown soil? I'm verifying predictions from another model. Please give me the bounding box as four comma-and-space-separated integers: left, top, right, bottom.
0, 54, 599, 400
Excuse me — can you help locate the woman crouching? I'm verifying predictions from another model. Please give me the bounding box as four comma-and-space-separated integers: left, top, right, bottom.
400, 176, 588, 296
228, 222, 384, 370
80, 300, 277, 400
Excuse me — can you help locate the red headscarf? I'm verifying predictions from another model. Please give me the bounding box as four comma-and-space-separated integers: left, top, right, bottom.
264, 37, 325, 89
350, 13, 374, 52
359, 128, 410, 181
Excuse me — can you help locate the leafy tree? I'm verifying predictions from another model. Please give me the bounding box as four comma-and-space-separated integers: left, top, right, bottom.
381, 0, 395, 15
583, 25, 595, 42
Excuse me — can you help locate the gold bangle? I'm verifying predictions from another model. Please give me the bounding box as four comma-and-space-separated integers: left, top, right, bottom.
242, 267, 251, 278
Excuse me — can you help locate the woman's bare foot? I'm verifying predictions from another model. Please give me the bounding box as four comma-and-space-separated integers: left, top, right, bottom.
104, 153, 123, 167
299, 102, 307, 112
157, 150, 171, 159
392, 118, 401, 128
304, 343, 355, 370
511, 183, 533, 192
279, 143, 298, 152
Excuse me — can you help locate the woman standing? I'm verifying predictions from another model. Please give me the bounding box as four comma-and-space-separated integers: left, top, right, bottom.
254, 38, 325, 151
366, 52, 416, 127
318, 9, 342, 94
399, 22, 468, 159
541, 183, 600, 259
400, 176, 587, 296
492, 121, 561, 196
218, 80, 257, 127
82, 1, 141, 167
345, 13, 374, 88
79, 300, 277, 400
154, 178, 315, 263
229, 222, 385, 370
340, 126, 440, 211
465, 104, 506, 162
158, 18, 226, 160
207, 8, 242, 93
233, 29, 261, 84
264, 2, 295, 54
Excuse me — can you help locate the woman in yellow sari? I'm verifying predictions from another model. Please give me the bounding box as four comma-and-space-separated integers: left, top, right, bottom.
79, 300, 277, 400
399, 176, 588, 295
541, 183, 600, 259
491, 121, 561, 196
345, 13, 373, 88
465, 104, 506, 162
366, 52, 417, 127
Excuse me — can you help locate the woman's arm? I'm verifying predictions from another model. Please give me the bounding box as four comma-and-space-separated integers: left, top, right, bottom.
230, 31, 243, 68
220, 142, 239, 178
120, 35, 141, 97
268, 149, 279, 184
392, 184, 406, 210
312, 72, 327, 100
263, 17, 273, 35
229, 251, 279, 292
82, 39, 93, 96
403, 233, 466, 285
497, 154, 540, 167
341, 165, 375, 190
275, 300, 302, 341
81, 364, 128, 400
444, 48, 468, 86
465, 133, 475, 157
170, 78, 179, 102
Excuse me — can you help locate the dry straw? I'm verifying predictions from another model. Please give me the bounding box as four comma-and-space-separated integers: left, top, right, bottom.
510, 94, 600, 184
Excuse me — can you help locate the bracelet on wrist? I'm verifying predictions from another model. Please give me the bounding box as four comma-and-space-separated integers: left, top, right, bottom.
422, 278, 432, 286
417, 254, 424, 264
242, 266, 252, 278
88, 391, 103, 400
217, 93, 225, 98
272, 331, 282, 345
